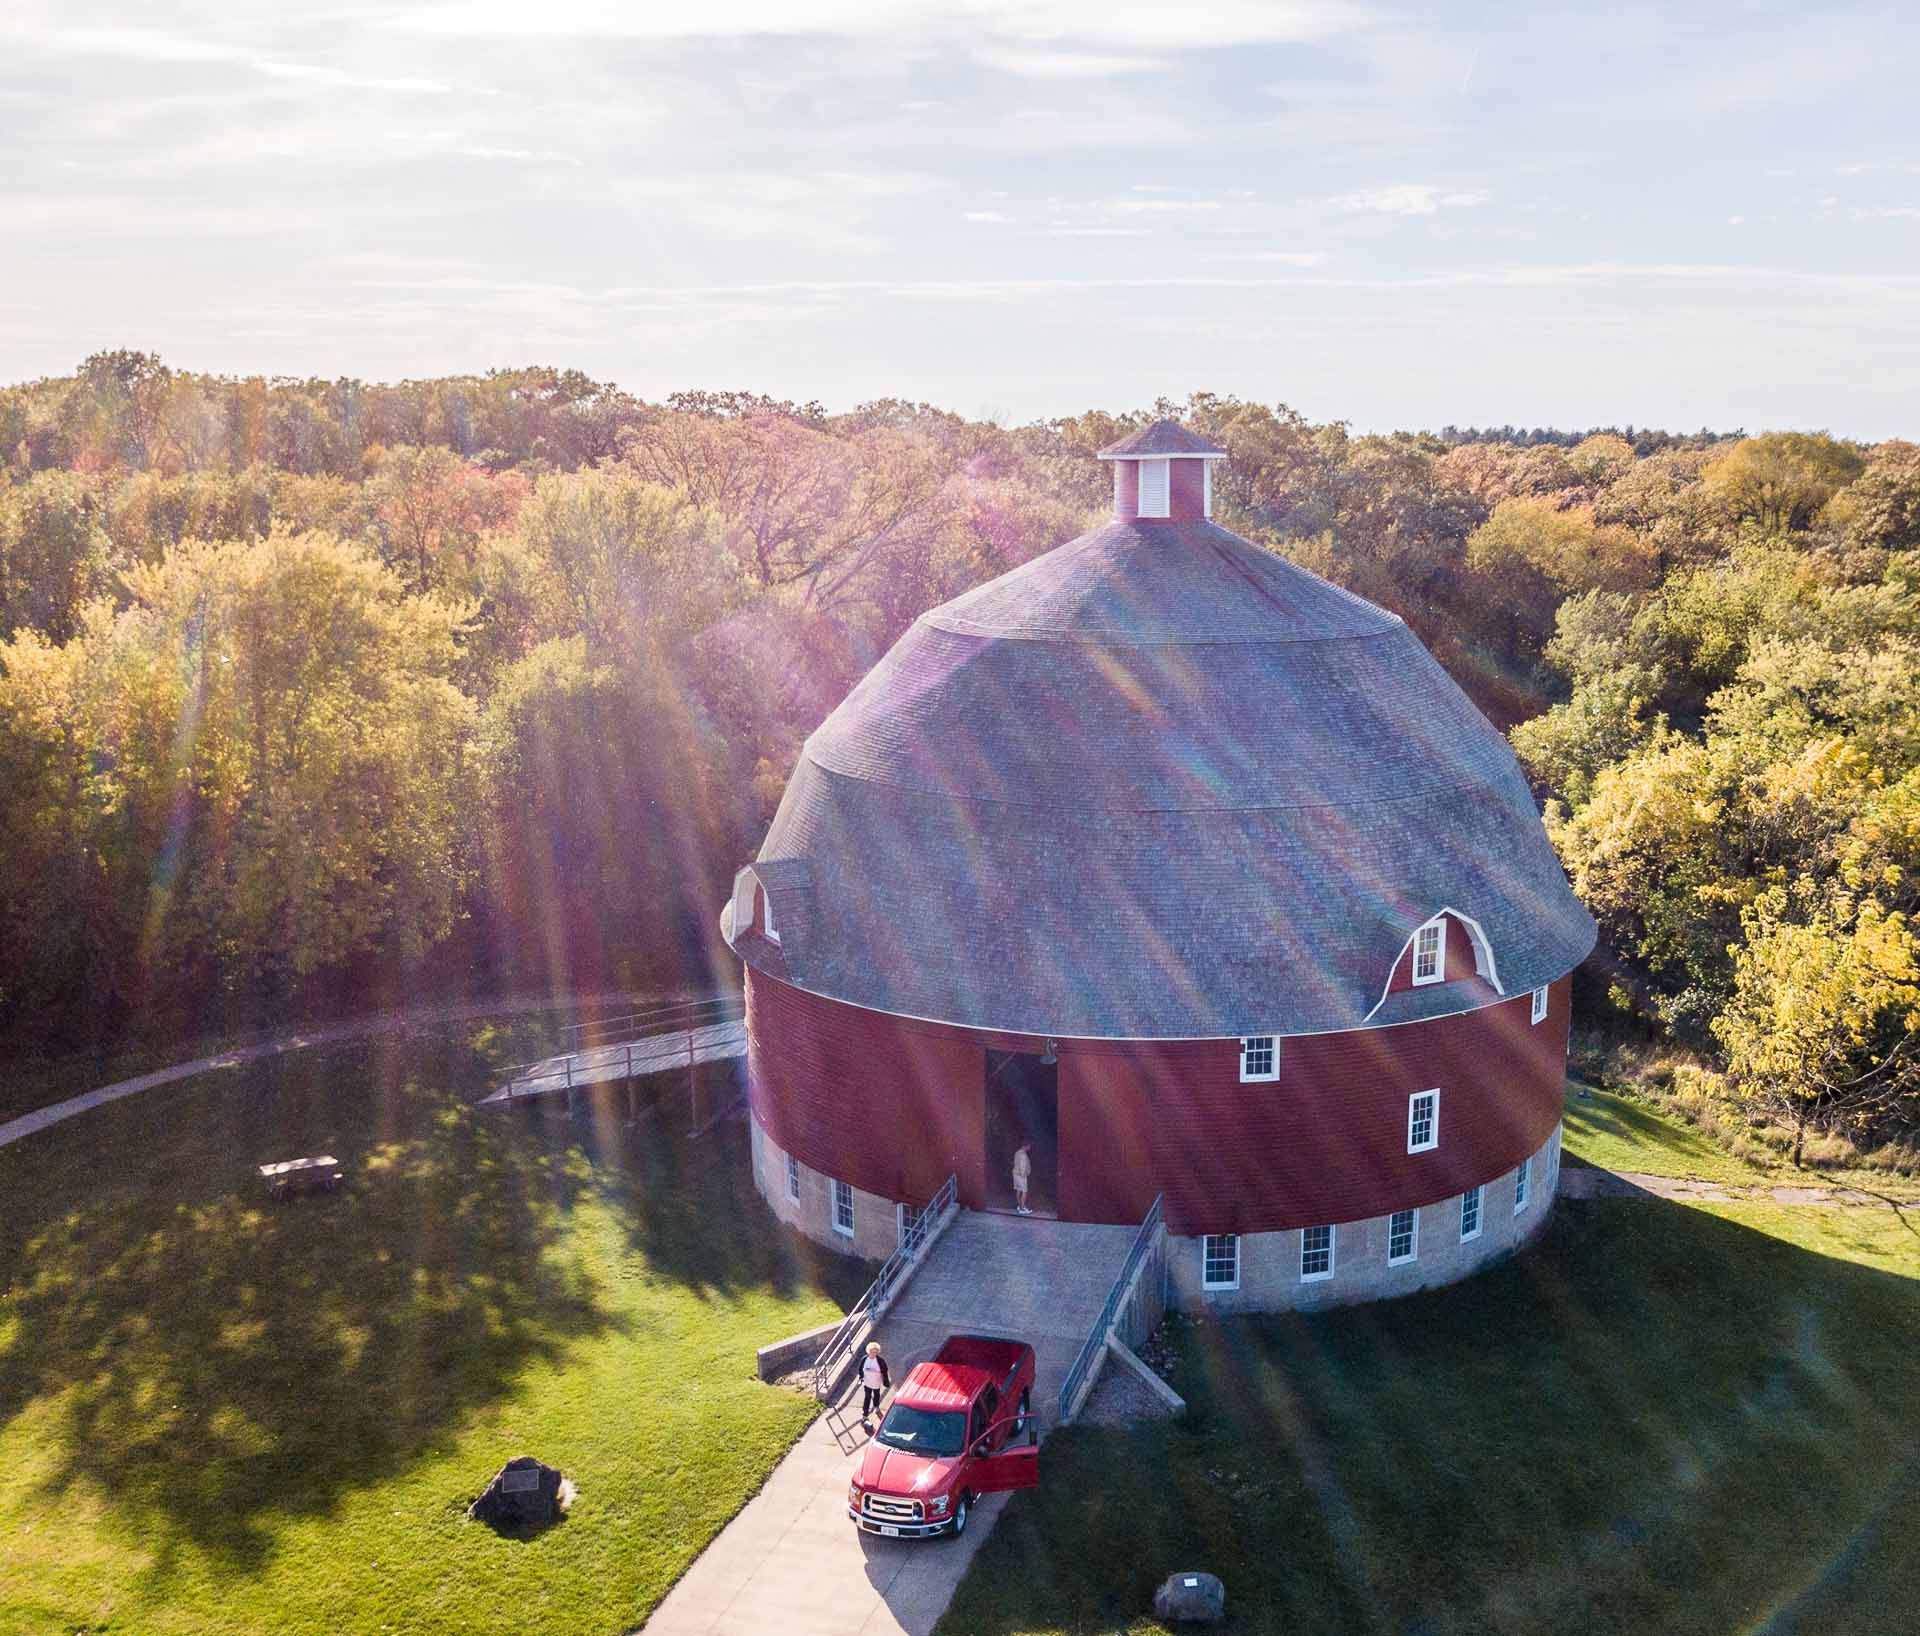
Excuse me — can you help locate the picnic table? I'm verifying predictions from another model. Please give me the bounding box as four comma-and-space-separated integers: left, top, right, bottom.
258, 1155, 344, 1200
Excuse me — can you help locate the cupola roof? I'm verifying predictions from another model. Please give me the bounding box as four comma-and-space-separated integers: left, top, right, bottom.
1095, 418, 1228, 460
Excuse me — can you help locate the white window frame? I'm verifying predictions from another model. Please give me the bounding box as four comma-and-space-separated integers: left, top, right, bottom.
1239, 1035, 1279, 1083
1513, 1157, 1531, 1214
1407, 1088, 1439, 1154
1460, 1184, 1482, 1242
785, 1152, 801, 1203
1137, 457, 1170, 518
1201, 1233, 1240, 1291
1202, 458, 1213, 518
831, 1178, 855, 1237
1387, 1207, 1419, 1266
1530, 983, 1548, 1025
1411, 918, 1445, 986
763, 889, 780, 944
1300, 1224, 1335, 1282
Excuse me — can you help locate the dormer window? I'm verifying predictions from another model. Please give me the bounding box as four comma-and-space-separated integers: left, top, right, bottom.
1411, 919, 1444, 986
763, 890, 780, 944
1137, 458, 1170, 518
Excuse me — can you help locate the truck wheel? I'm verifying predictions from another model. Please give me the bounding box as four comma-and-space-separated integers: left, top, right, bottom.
950, 1495, 969, 1537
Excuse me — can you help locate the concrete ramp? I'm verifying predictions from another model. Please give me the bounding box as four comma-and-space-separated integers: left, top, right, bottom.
641, 1210, 1140, 1636
874, 1211, 1140, 1417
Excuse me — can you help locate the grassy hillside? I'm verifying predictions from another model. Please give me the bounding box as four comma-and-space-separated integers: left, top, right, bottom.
0, 1022, 860, 1635
941, 1094, 1920, 1635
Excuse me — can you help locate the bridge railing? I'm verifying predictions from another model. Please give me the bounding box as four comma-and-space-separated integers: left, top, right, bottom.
1058, 1193, 1165, 1425
811, 1174, 958, 1400
497, 993, 744, 1100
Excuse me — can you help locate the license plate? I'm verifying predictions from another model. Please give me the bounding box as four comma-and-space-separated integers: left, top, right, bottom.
880, 1525, 900, 1537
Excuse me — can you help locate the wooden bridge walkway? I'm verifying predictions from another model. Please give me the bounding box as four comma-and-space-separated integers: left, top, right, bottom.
479, 996, 744, 1107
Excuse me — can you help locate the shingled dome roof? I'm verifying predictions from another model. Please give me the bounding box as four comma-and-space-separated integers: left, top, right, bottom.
1095, 418, 1228, 459
735, 513, 1595, 1039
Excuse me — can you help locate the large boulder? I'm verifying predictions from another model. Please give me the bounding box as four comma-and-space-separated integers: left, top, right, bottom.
468, 1456, 574, 1531
1153, 1571, 1226, 1624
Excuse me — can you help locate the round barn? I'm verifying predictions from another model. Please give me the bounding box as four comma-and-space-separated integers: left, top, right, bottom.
722, 418, 1595, 1312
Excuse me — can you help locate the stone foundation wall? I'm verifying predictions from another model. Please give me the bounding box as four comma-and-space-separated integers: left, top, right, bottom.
1166, 1125, 1563, 1315
752, 1110, 1564, 1316
750, 1115, 897, 1264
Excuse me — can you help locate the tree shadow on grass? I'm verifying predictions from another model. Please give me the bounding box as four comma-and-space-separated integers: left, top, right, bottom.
0, 1029, 626, 1584
515, 1061, 874, 1314
940, 1199, 1920, 1636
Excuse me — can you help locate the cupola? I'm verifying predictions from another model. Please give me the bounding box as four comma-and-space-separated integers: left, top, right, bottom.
1095, 418, 1229, 523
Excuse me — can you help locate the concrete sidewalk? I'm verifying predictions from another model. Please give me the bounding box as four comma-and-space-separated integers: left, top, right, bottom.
639, 1405, 1007, 1636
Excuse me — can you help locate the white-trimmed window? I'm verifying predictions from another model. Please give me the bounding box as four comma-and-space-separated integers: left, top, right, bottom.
1412, 919, 1445, 986
1239, 1035, 1278, 1083
1301, 1224, 1334, 1281
1137, 458, 1170, 518
1388, 1208, 1418, 1265
1202, 1234, 1239, 1291
1407, 1089, 1439, 1153
785, 1153, 801, 1202
763, 890, 780, 944
831, 1178, 855, 1237
1460, 1185, 1482, 1241
1530, 983, 1548, 1025
1513, 1157, 1531, 1214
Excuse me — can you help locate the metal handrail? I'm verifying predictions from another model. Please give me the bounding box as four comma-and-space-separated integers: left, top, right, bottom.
499, 994, 743, 1092
1058, 1193, 1163, 1424
559, 994, 741, 1047
811, 1174, 957, 1400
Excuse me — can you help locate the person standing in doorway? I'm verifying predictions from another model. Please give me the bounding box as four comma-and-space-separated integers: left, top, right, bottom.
860, 1341, 890, 1432
1012, 1140, 1033, 1215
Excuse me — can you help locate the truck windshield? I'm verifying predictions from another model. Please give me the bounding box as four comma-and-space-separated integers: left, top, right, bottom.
874, 1405, 966, 1457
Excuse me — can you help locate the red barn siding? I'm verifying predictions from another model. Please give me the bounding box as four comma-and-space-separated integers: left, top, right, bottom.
745, 969, 1569, 1236
1168, 458, 1206, 521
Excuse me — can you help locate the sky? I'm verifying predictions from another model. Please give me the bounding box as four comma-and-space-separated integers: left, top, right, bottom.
3, 0, 1919, 436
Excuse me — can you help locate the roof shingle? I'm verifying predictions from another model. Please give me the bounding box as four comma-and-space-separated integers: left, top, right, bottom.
734, 513, 1594, 1038
1095, 418, 1229, 459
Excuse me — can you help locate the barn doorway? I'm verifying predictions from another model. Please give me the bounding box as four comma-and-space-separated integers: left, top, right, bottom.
983, 1049, 1058, 1217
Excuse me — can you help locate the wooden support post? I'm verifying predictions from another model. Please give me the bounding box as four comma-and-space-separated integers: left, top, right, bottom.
688, 1028, 698, 1134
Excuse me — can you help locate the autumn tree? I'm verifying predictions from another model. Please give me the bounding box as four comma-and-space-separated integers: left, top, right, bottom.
0, 530, 474, 1018
1700, 432, 1866, 533
1714, 885, 1920, 1163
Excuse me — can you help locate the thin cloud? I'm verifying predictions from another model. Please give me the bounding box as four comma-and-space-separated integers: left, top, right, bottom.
1107, 198, 1224, 214
1213, 250, 1331, 266
1333, 184, 1488, 214
964, 210, 1017, 223
253, 60, 456, 95
973, 47, 1155, 78
384, 0, 1377, 49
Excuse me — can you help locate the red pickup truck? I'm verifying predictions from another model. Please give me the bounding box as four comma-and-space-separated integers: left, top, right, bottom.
847, 1334, 1039, 1539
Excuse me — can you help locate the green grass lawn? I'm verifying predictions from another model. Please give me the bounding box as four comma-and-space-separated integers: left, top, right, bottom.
0, 1020, 861, 1636
1560, 1081, 1775, 1185
940, 1200, 1920, 1636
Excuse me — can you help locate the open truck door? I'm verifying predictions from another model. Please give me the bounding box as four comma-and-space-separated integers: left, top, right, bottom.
968, 1411, 1039, 1494
968, 1441, 1038, 1493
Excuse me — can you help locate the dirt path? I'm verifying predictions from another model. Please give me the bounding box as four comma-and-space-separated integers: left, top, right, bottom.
1560, 1163, 1915, 1213
0, 990, 668, 1152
